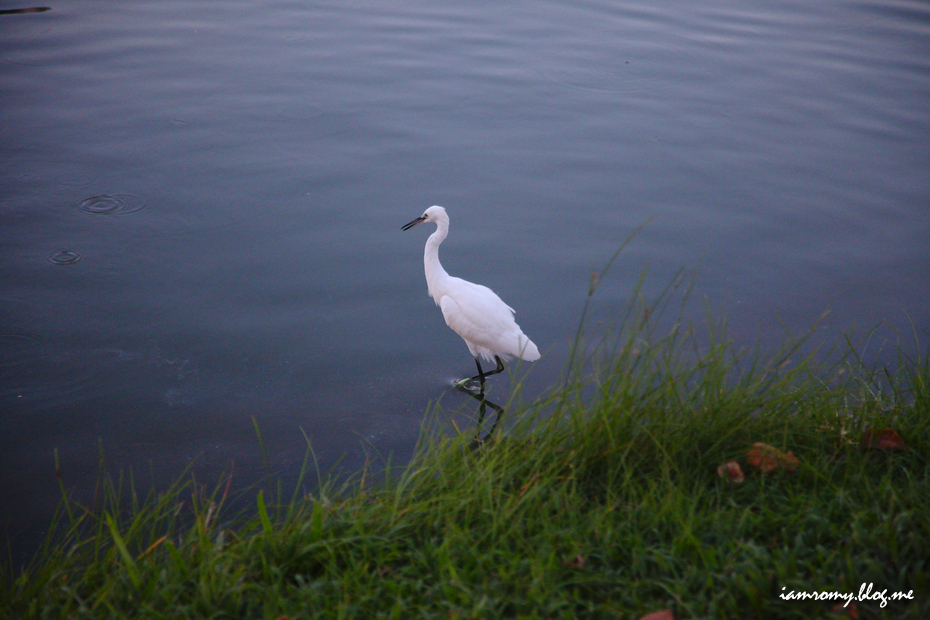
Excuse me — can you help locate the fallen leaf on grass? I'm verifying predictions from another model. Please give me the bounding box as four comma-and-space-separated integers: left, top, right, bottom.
717, 461, 745, 482
859, 428, 905, 451
746, 442, 799, 473
639, 610, 674, 620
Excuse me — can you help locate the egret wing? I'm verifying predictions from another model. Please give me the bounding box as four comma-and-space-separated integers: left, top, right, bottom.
438, 280, 534, 361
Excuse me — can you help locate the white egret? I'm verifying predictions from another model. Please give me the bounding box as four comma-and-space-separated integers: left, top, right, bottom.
402, 206, 540, 388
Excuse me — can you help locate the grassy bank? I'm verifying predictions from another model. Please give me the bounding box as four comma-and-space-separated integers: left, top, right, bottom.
3, 278, 929, 619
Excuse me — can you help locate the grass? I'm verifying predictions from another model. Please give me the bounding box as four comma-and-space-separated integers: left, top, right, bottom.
2, 267, 929, 619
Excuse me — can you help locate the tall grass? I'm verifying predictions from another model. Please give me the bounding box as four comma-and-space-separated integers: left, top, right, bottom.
3, 267, 928, 619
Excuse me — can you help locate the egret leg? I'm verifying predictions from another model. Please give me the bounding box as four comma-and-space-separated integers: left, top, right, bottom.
457, 356, 506, 390
474, 358, 486, 388
477, 356, 506, 379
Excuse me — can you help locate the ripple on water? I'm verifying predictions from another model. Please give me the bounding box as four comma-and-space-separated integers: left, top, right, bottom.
46, 249, 83, 265
75, 193, 146, 216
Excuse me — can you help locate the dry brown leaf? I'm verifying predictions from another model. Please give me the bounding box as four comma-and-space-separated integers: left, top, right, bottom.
717, 461, 745, 482
860, 428, 906, 451
746, 442, 799, 473
639, 610, 674, 620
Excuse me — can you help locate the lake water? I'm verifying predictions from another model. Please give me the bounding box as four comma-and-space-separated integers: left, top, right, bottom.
2, 0, 928, 563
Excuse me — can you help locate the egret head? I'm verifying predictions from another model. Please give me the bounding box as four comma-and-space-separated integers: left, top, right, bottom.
402, 205, 447, 231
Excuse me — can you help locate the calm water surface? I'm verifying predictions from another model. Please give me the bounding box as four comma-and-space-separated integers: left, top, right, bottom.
2, 0, 928, 561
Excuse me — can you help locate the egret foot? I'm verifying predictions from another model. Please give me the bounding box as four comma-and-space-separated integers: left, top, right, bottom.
453, 377, 483, 392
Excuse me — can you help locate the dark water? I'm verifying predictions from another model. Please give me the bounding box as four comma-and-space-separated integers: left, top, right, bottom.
2, 0, 928, 563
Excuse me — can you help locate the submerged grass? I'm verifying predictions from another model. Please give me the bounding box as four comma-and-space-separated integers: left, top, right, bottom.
3, 267, 929, 619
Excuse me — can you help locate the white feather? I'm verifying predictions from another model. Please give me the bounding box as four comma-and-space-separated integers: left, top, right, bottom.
404, 206, 540, 366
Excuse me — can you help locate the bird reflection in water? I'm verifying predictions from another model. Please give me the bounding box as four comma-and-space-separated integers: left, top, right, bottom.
453, 380, 505, 448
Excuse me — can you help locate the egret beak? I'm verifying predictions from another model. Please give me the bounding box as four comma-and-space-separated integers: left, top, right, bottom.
401, 215, 427, 231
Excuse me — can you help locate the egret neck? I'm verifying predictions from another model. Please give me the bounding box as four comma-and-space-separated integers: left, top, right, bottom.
423, 214, 450, 305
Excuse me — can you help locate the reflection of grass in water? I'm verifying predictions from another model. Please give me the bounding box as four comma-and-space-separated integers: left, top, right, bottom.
3, 257, 929, 619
